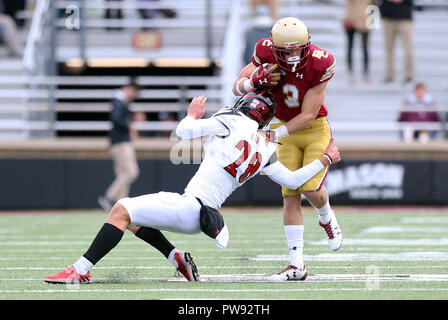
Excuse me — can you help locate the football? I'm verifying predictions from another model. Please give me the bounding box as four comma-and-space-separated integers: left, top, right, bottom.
251, 63, 281, 91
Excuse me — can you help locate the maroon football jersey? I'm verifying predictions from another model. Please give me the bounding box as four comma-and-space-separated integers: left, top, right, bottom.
252, 38, 336, 122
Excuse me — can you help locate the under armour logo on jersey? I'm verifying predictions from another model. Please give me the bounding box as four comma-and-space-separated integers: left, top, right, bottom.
259, 78, 268, 85
296, 73, 303, 79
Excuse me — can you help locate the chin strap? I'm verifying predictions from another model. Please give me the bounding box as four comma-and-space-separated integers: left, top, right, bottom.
291, 61, 299, 73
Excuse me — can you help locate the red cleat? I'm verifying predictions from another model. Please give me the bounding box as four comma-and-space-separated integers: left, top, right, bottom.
174, 252, 200, 281
44, 266, 91, 284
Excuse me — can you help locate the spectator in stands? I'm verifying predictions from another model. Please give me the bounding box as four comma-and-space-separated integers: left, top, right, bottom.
98, 78, 141, 213
343, 0, 376, 86
0, 0, 25, 28
130, 111, 149, 139
398, 82, 440, 143
137, 0, 177, 31
104, 0, 123, 31
250, 0, 278, 21
151, 111, 177, 137
0, 12, 23, 57
243, 5, 273, 65
379, 0, 415, 84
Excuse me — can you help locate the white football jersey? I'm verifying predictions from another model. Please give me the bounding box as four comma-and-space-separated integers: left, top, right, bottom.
183, 108, 277, 208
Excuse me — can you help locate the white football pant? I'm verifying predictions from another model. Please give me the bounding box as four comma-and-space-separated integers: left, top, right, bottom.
118, 192, 202, 234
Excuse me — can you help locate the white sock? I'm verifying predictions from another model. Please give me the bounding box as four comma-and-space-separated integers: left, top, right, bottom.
72, 256, 94, 275
315, 200, 331, 224
168, 248, 180, 268
284, 225, 304, 268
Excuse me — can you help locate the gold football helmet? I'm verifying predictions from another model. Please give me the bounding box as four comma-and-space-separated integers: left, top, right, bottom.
270, 17, 311, 72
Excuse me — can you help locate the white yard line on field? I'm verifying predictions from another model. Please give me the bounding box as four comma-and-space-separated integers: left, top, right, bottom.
0, 235, 287, 240
0, 247, 444, 254
0, 239, 288, 246
3, 238, 448, 247
401, 217, 448, 224
2, 251, 448, 262
0, 229, 22, 234
2, 273, 448, 283
2, 266, 448, 273
361, 226, 448, 234
308, 238, 448, 246
250, 252, 448, 262
0, 257, 248, 261
1, 287, 448, 294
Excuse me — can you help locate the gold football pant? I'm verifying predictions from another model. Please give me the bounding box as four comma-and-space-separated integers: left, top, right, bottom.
270, 117, 331, 197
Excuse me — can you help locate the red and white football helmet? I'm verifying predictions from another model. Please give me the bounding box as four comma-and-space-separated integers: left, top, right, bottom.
234, 90, 276, 129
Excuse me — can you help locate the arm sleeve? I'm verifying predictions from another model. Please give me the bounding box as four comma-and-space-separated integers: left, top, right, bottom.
175, 116, 229, 139
251, 38, 273, 67
310, 53, 336, 88
251, 42, 263, 67
261, 159, 325, 190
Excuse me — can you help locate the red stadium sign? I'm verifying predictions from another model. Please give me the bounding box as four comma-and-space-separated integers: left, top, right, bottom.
132, 31, 162, 50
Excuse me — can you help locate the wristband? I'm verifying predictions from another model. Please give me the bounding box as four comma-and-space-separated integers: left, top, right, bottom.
243, 78, 255, 92
274, 125, 289, 140
235, 78, 245, 96
323, 153, 332, 165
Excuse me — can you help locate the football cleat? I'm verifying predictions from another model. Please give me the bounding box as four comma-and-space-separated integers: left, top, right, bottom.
319, 210, 343, 251
44, 266, 91, 284
267, 265, 307, 281
174, 251, 200, 281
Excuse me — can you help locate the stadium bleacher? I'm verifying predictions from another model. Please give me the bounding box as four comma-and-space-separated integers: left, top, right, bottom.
0, 0, 446, 142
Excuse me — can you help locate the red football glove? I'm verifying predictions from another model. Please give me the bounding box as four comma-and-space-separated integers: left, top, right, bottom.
250, 64, 281, 89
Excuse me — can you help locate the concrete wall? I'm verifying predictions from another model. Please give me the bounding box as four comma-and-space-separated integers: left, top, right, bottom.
0, 158, 445, 209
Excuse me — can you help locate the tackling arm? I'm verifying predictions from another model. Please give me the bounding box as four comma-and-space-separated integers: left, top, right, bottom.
262, 158, 326, 190
175, 116, 229, 140
261, 138, 340, 189
176, 96, 229, 139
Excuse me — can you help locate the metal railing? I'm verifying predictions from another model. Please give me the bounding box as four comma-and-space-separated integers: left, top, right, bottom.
23, 0, 50, 73
21, 0, 56, 138
4, 0, 447, 141
220, 0, 243, 108
53, 0, 221, 62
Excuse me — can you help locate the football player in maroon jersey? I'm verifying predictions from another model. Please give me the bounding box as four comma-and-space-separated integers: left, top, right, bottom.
233, 17, 342, 281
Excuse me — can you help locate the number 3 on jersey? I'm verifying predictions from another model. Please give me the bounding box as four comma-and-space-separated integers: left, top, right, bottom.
283, 84, 300, 108
224, 140, 262, 183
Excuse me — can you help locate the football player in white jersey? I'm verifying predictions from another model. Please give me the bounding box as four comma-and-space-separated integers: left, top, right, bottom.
44, 90, 340, 284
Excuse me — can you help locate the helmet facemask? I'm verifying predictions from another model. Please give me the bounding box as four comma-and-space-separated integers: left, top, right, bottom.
272, 40, 310, 73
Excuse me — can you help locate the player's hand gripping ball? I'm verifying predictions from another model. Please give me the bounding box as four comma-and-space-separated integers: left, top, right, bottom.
250, 63, 281, 91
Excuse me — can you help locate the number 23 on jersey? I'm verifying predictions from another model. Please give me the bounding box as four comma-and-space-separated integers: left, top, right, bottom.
224, 140, 262, 183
